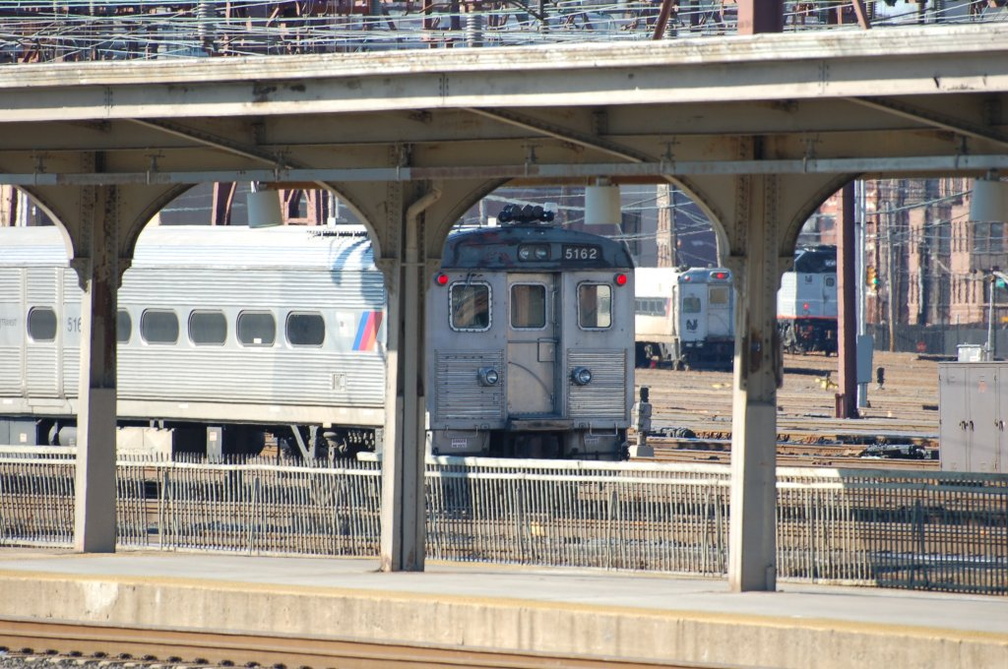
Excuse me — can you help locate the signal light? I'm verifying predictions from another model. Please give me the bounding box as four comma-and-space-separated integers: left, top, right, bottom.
614, 273, 628, 286
435, 273, 449, 286
866, 266, 879, 289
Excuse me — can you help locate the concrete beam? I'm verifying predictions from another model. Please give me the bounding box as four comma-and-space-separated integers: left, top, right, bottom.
0, 26, 1004, 122
1, 154, 1007, 189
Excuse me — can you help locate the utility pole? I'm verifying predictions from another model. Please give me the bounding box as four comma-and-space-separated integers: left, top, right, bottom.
836, 181, 858, 418
856, 180, 870, 409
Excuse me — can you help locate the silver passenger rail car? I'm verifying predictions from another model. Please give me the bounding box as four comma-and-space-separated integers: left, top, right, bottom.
426, 205, 636, 461
0, 225, 387, 459
634, 266, 735, 370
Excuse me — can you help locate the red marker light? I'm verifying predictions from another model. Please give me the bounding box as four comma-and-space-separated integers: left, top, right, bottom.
712, 271, 729, 280
802, 302, 810, 311
435, 273, 449, 286
614, 273, 628, 286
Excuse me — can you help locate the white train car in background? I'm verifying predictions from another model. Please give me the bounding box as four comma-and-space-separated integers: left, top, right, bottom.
634, 266, 735, 370
777, 245, 838, 355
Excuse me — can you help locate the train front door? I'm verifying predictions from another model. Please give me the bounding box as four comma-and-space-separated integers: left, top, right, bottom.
506, 274, 557, 416
678, 282, 708, 345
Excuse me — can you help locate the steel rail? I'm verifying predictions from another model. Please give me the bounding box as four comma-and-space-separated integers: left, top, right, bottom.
0, 619, 697, 669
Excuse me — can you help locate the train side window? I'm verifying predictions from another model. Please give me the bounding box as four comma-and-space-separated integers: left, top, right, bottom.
237, 311, 276, 346
578, 283, 611, 329
27, 307, 57, 342
450, 283, 491, 331
635, 298, 666, 317
709, 286, 730, 305
189, 310, 227, 345
287, 312, 325, 346
682, 297, 702, 314
117, 309, 132, 344
510, 284, 546, 329
141, 309, 179, 344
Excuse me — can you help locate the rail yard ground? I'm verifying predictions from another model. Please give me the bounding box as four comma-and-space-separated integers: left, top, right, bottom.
635, 350, 944, 466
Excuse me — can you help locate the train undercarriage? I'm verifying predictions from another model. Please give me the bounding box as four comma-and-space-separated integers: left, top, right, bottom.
779, 319, 838, 355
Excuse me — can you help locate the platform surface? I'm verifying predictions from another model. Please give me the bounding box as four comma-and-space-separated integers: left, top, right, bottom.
0, 548, 1005, 669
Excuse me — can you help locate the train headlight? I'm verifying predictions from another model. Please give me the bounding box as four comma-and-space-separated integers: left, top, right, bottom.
477, 367, 500, 386
571, 366, 593, 386
518, 244, 550, 261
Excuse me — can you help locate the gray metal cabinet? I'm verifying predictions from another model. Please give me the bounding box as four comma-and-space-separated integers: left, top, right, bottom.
939, 362, 1006, 472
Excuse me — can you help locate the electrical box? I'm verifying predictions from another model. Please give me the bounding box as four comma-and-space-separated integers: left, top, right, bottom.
938, 362, 1006, 472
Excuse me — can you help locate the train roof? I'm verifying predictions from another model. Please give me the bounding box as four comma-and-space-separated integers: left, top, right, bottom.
0, 224, 376, 271
0, 226, 70, 265
440, 224, 634, 271
792, 245, 837, 273
635, 266, 732, 295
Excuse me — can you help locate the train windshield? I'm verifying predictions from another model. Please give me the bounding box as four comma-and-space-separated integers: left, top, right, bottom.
578, 283, 612, 329
510, 284, 546, 329
682, 296, 702, 314
450, 282, 491, 331
709, 286, 730, 305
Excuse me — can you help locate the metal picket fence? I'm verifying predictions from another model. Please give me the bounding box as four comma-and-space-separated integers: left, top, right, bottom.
1, 449, 1006, 594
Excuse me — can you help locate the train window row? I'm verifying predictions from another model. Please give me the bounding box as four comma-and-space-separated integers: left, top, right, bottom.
448, 281, 613, 332
26, 306, 326, 348
635, 299, 667, 317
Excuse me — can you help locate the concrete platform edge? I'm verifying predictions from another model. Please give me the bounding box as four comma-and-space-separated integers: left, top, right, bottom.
1, 569, 1006, 669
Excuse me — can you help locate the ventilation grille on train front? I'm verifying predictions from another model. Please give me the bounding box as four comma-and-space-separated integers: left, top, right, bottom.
567, 350, 626, 420
434, 350, 505, 422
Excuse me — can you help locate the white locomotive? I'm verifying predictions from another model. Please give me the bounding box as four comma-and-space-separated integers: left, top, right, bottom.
777, 245, 838, 355
0, 207, 635, 461
633, 266, 735, 370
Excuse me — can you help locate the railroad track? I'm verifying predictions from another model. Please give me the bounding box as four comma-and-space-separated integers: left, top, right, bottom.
633, 350, 944, 469
634, 433, 941, 468
0, 619, 693, 669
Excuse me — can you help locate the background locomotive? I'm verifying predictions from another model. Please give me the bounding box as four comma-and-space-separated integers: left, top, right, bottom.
0, 206, 635, 461
776, 245, 839, 355
633, 266, 735, 370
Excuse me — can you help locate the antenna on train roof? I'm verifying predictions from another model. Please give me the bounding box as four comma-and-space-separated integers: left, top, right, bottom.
497, 203, 555, 225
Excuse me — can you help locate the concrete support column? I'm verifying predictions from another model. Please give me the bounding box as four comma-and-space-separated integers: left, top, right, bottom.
726, 174, 784, 592
71, 185, 121, 553
379, 182, 440, 572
